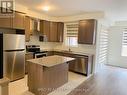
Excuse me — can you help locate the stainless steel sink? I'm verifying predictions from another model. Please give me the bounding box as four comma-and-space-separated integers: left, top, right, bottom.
60, 50, 73, 53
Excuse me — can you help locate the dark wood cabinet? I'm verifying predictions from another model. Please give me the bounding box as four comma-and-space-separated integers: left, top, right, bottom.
78, 19, 97, 45
12, 12, 25, 29
0, 11, 25, 30
0, 17, 12, 28
47, 51, 54, 56
25, 53, 33, 74
57, 22, 64, 42
25, 16, 31, 42
0, 7, 12, 28
40, 20, 64, 42
40, 20, 50, 41
50, 22, 58, 42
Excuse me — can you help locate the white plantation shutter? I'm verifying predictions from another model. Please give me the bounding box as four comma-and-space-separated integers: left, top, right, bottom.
122, 28, 127, 56
122, 29, 127, 46
66, 22, 78, 46
66, 23, 78, 37
98, 27, 108, 65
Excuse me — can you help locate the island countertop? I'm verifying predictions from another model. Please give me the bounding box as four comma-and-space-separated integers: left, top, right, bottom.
27, 55, 75, 67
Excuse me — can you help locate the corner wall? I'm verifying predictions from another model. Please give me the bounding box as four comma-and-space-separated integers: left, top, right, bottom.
107, 25, 127, 68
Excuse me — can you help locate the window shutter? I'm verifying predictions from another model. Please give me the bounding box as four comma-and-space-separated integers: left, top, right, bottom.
98, 27, 108, 65
122, 29, 127, 46
66, 22, 78, 37
65, 22, 78, 46
121, 28, 127, 56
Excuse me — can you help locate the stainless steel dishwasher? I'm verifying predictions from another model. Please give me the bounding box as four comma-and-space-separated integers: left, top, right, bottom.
69, 55, 88, 75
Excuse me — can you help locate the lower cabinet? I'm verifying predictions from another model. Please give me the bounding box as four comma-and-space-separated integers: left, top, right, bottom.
52, 51, 93, 76
25, 53, 33, 74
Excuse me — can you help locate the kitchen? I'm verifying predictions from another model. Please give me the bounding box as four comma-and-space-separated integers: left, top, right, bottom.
0, 4, 95, 95
0, 0, 127, 95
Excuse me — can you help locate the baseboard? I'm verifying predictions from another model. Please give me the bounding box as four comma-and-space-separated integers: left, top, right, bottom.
106, 64, 127, 69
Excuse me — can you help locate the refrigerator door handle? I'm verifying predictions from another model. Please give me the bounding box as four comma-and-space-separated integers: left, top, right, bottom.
4, 49, 25, 52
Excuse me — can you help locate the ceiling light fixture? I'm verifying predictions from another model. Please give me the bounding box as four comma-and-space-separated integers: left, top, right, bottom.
43, 6, 50, 11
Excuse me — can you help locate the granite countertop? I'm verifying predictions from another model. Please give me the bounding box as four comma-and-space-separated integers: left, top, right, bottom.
27, 55, 75, 67
54, 50, 93, 56
0, 77, 10, 86
42, 49, 94, 56
25, 52, 33, 55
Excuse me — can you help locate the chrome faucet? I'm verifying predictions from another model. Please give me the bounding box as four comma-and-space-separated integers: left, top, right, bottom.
69, 48, 71, 52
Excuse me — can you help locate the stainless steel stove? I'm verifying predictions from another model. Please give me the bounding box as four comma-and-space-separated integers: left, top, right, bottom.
26, 45, 47, 58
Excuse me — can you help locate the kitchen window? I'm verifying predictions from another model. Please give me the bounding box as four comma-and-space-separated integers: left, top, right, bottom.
121, 28, 127, 56
65, 22, 78, 46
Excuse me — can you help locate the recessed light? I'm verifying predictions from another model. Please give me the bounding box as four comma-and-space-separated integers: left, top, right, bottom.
43, 6, 50, 11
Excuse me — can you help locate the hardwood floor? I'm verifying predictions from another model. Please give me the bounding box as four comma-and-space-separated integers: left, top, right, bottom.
68, 65, 127, 95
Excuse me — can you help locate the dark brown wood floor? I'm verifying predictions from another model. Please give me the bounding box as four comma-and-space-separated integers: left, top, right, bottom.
68, 65, 127, 95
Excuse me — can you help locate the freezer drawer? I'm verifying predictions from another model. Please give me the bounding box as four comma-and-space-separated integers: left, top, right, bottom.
4, 50, 25, 81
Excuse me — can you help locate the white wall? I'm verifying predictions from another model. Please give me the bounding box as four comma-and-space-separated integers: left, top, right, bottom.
107, 26, 127, 68
25, 34, 58, 50
55, 12, 104, 22
15, 3, 105, 22
15, 3, 58, 21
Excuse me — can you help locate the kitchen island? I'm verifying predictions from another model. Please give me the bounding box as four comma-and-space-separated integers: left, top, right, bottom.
27, 55, 75, 95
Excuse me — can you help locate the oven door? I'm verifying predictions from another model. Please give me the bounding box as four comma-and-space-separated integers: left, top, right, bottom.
34, 53, 47, 58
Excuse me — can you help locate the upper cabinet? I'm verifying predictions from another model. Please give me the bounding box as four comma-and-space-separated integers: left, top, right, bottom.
50, 22, 58, 42
40, 20, 50, 41
57, 22, 64, 42
12, 12, 25, 29
78, 19, 97, 45
40, 20, 64, 42
0, 17, 12, 28
0, 11, 25, 30
0, 7, 12, 28
25, 16, 31, 42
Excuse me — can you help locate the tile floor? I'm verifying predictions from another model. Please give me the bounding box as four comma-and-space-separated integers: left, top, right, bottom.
9, 72, 87, 95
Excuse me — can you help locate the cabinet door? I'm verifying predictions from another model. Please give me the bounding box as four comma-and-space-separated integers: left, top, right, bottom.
25, 53, 33, 74
57, 22, 64, 42
40, 20, 50, 41
0, 17, 12, 28
50, 22, 58, 42
0, 7, 12, 28
47, 51, 54, 56
13, 12, 25, 29
25, 16, 31, 42
78, 19, 97, 44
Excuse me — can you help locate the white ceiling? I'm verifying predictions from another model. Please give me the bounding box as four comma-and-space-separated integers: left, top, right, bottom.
16, 0, 127, 21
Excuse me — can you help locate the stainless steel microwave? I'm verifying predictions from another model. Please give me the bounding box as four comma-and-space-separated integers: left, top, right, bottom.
39, 35, 47, 42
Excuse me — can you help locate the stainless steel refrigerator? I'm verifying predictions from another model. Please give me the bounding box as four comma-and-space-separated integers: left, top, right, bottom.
2, 34, 25, 81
